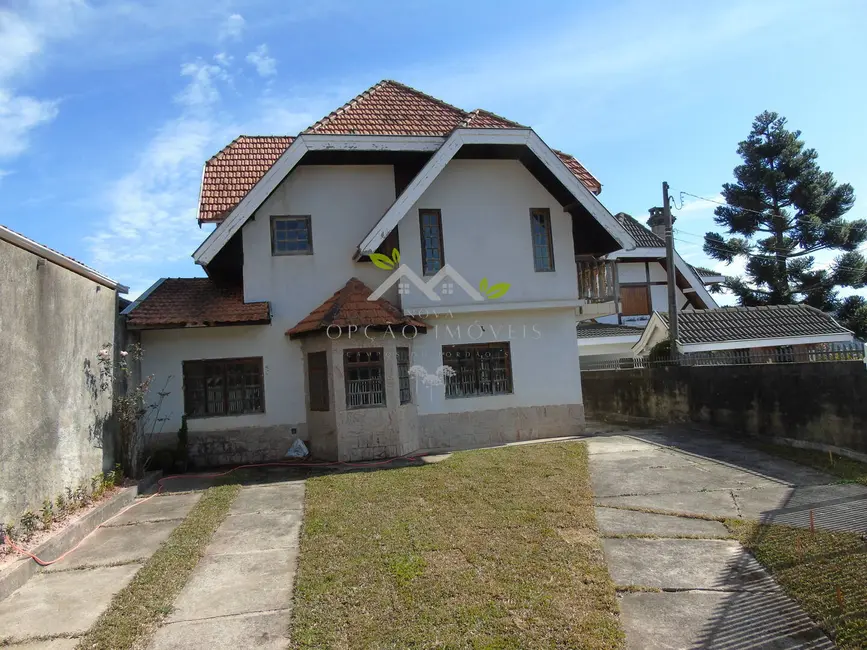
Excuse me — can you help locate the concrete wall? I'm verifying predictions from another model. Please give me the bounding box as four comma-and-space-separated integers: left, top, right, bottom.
0, 240, 118, 522
581, 362, 867, 454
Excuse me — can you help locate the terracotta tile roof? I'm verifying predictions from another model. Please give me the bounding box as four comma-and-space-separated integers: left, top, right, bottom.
198, 80, 601, 223
125, 278, 270, 329
577, 323, 644, 339
614, 212, 664, 248
658, 305, 852, 345
199, 136, 294, 223
287, 277, 427, 339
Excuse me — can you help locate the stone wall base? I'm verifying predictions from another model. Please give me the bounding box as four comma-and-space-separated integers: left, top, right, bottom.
146, 405, 585, 466
418, 403, 586, 453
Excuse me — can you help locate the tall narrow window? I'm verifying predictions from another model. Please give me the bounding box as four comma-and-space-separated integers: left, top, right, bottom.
442, 343, 513, 398
271, 215, 312, 255
307, 351, 329, 411
419, 209, 444, 275
397, 347, 411, 405
183, 357, 265, 417
344, 349, 385, 408
530, 208, 555, 272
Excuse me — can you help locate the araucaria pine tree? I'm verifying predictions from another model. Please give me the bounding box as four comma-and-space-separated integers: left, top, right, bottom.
704, 111, 867, 310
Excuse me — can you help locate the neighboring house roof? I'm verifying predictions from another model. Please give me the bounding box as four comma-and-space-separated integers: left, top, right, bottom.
286, 277, 427, 339
661, 305, 852, 344
613, 213, 664, 248
689, 265, 726, 284
633, 305, 853, 355
0, 224, 128, 292
576, 323, 645, 339
197, 80, 600, 223
124, 278, 270, 329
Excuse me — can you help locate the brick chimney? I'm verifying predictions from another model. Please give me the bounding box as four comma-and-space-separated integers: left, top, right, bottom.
647, 207, 672, 240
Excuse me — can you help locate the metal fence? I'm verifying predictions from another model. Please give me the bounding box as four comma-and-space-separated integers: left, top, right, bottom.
581, 341, 865, 372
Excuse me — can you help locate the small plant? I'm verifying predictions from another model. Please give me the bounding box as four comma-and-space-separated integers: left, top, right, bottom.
2, 522, 16, 544
41, 499, 54, 528
75, 484, 91, 508
65, 486, 76, 511
92, 473, 107, 499
19, 511, 39, 540
55, 493, 67, 517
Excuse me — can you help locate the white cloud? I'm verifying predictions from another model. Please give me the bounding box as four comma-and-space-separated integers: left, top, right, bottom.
0, 2, 80, 163
246, 44, 277, 77
176, 59, 230, 108
219, 13, 245, 41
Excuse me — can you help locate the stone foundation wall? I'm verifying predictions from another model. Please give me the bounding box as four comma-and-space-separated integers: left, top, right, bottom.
147, 424, 301, 467
419, 403, 585, 452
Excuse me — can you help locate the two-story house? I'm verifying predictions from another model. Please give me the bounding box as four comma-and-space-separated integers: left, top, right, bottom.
123, 80, 639, 464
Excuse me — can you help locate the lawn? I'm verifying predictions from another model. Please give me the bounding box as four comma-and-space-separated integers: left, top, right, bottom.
289, 442, 624, 649
727, 519, 867, 649
754, 442, 867, 486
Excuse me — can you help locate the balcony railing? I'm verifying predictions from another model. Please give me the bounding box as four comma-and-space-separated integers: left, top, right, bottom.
576, 258, 616, 302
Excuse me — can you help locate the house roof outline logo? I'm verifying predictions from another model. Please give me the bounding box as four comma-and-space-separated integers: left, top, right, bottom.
368, 264, 441, 302
367, 248, 510, 303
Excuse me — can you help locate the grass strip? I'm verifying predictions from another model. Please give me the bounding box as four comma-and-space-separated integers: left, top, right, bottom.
727, 519, 867, 649
752, 442, 867, 485
290, 442, 624, 649
75, 484, 241, 650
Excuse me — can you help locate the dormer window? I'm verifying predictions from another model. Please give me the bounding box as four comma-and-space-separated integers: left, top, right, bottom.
271, 215, 313, 255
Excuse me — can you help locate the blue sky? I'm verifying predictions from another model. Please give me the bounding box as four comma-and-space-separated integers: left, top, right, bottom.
2, 0, 866, 300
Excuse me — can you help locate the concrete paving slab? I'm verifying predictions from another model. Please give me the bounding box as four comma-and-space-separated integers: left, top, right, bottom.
105, 493, 200, 526
620, 591, 834, 650
0, 564, 140, 639
148, 610, 289, 649
207, 511, 302, 555
1, 640, 80, 649
583, 436, 661, 455
594, 507, 730, 537
41, 520, 176, 572
229, 482, 305, 514
595, 489, 741, 519
168, 549, 297, 621
735, 483, 867, 533
603, 539, 777, 591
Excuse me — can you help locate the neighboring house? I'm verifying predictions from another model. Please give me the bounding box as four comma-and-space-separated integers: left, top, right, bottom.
632, 305, 856, 359
576, 211, 721, 363
124, 79, 639, 464
0, 225, 128, 523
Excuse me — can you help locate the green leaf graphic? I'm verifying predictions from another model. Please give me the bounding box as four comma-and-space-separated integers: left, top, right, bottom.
370, 253, 395, 270
479, 277, 489, 293
485, 283, 511, 299
391, 248, 401, 264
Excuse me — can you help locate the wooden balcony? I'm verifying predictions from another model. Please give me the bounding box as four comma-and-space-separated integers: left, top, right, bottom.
576, 258, 616, 303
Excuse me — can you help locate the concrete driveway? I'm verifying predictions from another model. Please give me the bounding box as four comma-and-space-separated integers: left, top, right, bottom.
586, 426, 867, 649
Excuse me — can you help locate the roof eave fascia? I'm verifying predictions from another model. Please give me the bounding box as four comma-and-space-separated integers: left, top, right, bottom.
681, 332, 854, 352
578, 334, 643, 347
121, 277, 166, 315
674, 255, 718, 309
0, 225, 129, 293
356, 127, 637, 256
632, 312, 666, 355
193, 134, 453, 266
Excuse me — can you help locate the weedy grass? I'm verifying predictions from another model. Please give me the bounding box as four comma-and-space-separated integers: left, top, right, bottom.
727, 519, 867, 649
290, 442, 624, 649
753, 442, 867, 486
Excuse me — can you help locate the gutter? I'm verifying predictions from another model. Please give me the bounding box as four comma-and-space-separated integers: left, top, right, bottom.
0, 225, 129, 293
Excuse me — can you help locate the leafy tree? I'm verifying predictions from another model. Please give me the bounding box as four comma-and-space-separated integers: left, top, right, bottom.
836, 295, 867, 340
704, 111, 867, 310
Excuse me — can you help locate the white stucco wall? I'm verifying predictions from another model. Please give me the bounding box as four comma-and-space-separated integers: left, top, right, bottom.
409, 310, 582, 416
398, 159, 578, 310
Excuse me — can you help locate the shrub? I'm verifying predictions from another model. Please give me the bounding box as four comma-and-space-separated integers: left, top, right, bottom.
19, 511, 39, 540
41, 500, 54, 528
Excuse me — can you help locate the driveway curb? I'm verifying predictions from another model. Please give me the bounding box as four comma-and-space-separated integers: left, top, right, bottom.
0, 471, 161, 601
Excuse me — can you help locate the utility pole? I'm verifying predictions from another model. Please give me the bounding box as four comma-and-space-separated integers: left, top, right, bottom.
663, 181, 679, 352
